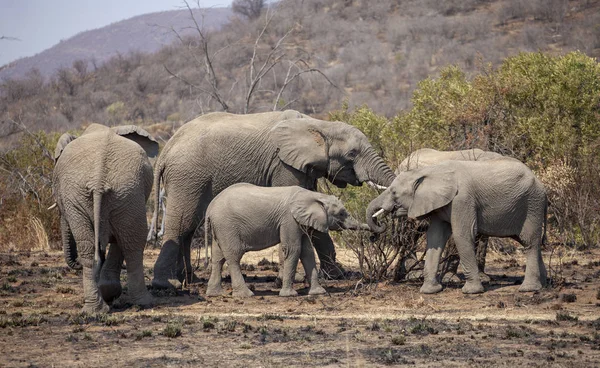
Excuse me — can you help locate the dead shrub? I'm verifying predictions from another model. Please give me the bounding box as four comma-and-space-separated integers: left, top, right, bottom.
0, 127, 61, 251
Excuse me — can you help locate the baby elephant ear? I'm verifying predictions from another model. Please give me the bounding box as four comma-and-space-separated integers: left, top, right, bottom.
54, 133, 77, 162
111, 125, 159, 158
408, 166, 458, 219
290, 190, 329, 233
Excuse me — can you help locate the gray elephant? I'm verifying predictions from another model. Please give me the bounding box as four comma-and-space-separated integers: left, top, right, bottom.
205, 184, 369, 297
396, 148, 513, 280
151, 110, 395, 289
367, 159, 548, 294
53, 123, 158, 313
396, 148, 504, 173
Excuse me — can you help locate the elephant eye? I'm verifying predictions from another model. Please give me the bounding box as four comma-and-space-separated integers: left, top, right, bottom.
347, 149, 358, 158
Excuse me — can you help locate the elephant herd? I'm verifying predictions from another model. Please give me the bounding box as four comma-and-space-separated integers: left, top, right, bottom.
51, 111, 548, 313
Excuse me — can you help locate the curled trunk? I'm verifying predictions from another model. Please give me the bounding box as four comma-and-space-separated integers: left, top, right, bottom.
366, 195, 388, 233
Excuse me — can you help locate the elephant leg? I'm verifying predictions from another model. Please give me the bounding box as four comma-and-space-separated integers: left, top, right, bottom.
98, 243, 123, 303
279, 240, 301, 297
275, 245, 305, 288
111, 203, 153, 307
153, 187, 207, 289
451, 216, 484, 294
311, 231, 344, 279
228, 255, 254, 298
61, 216, 81, 270
67, 216, 109, 313
299, 235, 326, 295
475, 235, 491, 283
518, 220, 547, 292
420, 217, 452, 294
206, 240, 225, 297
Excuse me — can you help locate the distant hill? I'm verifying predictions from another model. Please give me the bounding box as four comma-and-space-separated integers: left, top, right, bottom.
0, 8, 232, 80
1, 0, 599, 145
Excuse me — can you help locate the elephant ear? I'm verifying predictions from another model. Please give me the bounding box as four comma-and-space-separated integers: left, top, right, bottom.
408, 166, 458, 219
290, 190, 329, 233
111, 125, 159, 158
270, 119, 329, 174
54, 133, 77, 162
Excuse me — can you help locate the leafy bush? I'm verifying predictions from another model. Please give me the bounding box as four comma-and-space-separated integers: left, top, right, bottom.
329, 51, 600, 281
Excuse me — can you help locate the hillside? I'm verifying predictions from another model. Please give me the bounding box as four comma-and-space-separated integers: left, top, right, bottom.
0, 7, 232, 80
1, 0, 599, 142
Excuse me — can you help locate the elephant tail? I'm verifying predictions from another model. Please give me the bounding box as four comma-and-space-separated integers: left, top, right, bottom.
150, 159, 165, 241
204, 217, 210, 268
92, 190, 105, 283
542, 197, 548, 246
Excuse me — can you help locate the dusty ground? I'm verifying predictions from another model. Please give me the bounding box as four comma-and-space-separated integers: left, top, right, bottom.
1, 245, 599, 367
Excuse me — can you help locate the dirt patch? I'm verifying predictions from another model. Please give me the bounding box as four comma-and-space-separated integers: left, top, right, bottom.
1, 248, 600, 367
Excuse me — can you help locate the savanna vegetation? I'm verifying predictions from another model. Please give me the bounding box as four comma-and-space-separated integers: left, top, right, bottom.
1, 0, 599, 280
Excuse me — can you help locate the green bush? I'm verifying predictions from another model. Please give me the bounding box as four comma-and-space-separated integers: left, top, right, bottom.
329, 51, 600, 281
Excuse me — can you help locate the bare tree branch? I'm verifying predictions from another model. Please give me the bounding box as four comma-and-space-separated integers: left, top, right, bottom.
0, 35, 20, 41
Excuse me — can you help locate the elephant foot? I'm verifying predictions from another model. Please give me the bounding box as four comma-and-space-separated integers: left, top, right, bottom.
274, 272, 305, 287
206, 285, 224, 297
98, 281, 122, 303
83, 300, 110, 314
151, 278, 181, 290
462, 280, 485, 294
420, 281, 443, 294
131, 292, 154, 308
308, 285, 326, 295
232, 287, 254, 298
279, 287, 298, 297
479, 272, 491, 284
518, 280, 543, 292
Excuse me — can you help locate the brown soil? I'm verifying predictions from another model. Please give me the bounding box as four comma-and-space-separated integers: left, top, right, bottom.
1, 247, 599, 367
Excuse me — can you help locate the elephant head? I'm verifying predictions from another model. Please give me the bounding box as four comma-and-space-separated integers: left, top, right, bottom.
366, 165, 458, 233
270, 118, 395, 188
290, 190, 369, 233
54, 123, 159, 269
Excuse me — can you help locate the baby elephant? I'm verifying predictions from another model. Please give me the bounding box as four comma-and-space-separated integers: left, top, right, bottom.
367, 159, 548, 294
205, 184, 368, 297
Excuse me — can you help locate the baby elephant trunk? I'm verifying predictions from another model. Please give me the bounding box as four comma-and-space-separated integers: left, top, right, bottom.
366, 196, 388, 234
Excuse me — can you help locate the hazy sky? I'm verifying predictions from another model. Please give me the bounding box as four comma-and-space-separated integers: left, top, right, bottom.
0, 0, 232, 66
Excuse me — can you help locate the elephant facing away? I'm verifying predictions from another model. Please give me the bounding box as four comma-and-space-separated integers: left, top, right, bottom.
53, 123, 158, 313
205, 184, 369, 297
396, 148, 515, 280
151, 110, 396, 289
367, 159, 548, 294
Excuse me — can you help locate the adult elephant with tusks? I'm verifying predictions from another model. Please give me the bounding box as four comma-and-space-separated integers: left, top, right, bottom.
151, 110, 396, 289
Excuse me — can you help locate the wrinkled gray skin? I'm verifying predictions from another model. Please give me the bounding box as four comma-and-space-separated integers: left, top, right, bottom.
151, 110, 395, 289
53, 124, 158, 313
396, 148, 513, 280
205, 184, 369, 297
367, 159, 548, 294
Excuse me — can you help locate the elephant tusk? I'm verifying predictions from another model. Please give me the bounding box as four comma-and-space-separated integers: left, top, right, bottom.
372, 208, 386, 218
366, 181, 387, 190
47, 203, 57, 210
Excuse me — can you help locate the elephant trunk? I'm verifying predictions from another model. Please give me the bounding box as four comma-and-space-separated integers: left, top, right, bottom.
366, 194, 391, 234
356, 149, 396, 188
